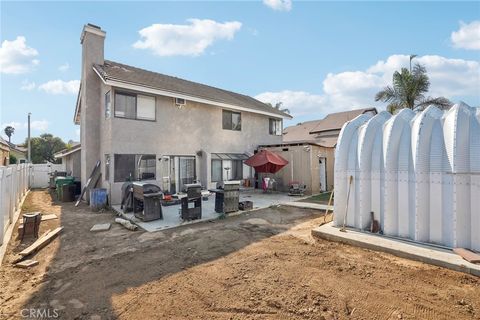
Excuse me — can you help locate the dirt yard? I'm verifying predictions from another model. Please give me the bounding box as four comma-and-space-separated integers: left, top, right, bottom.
0, 190, 478, 320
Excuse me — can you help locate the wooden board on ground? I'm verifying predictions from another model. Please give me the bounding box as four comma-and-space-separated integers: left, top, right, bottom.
15, 259, 38, 268
19, 227, 63, 257
40, 214, 58, 221
453, 248, 480, 263
76, 160, 101, 207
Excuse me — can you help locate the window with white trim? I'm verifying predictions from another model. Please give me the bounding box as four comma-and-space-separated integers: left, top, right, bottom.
269, 118, 282, 135
114, 91, 156, 121
105, 91, 111, 118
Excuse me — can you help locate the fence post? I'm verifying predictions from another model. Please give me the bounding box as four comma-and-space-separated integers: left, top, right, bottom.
0, 168, 4, 246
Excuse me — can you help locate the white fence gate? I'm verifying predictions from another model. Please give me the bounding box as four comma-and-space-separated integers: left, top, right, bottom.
334, 102, 480, 251
31, 163, 63, 189
0, 164, 31, 246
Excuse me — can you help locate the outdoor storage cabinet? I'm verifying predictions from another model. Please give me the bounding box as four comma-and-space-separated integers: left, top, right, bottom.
133, 182, 163, 221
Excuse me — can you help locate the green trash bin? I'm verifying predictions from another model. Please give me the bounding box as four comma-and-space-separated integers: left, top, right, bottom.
55, 176, 75, 201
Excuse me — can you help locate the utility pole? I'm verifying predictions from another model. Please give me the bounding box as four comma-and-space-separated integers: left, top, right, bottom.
27, 112, 31, 163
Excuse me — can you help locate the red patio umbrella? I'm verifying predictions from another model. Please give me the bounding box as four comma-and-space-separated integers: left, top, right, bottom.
244, 149, 289, 173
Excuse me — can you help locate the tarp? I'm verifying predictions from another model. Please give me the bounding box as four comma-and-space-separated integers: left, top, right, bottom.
244, 149, 288, 173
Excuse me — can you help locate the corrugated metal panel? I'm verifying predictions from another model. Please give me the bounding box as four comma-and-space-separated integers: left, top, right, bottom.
334, 102, 480, 251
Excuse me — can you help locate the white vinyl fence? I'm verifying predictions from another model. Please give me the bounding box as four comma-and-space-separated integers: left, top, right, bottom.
0, 163, 31, 246
31, 163, 63, 189
0, 163, 63, 246
334, 102, 480, 251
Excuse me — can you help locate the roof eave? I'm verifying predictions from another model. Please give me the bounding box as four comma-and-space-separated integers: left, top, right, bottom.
92, 66, 293, 120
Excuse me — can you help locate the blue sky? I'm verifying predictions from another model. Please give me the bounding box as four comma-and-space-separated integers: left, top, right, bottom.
1, 1, 479, 144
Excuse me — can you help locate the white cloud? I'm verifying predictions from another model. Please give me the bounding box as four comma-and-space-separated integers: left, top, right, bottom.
58, 63, 70, 72
20, 80, 36, 91
1, 120, 49, 132
75, 128, 80, 137
256, 54, 480, 118
38, 79, 80, 95
133, 19, 242, 56
263, 0, 292, 11
255, 91, 325, 117
451, 21, 480, 50
30, 120, 49, 131
1, 121, 23, 130
0, 36, 39, 74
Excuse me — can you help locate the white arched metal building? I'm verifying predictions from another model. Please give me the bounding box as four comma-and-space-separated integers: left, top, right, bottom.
333, 102, 480, 251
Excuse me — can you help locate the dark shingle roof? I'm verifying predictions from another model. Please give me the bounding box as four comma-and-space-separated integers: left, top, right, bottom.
93, 60, 291, 118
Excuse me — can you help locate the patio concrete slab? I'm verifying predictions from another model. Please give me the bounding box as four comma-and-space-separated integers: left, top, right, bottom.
112, 190, 310, 232
312, 222, 480, 277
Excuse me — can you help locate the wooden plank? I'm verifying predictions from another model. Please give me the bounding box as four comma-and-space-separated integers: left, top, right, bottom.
76, 160, 101, 207
40, 214, 58, 221
453, 248, 480, 263
15, 259, 38, 268
19, 227, 63, 257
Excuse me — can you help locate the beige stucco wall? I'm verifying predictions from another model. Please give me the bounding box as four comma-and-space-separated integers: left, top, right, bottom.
0, 147, 9, 166
65, 150, 81, 179
89, 89, 283, 204
260, 144, 334, 195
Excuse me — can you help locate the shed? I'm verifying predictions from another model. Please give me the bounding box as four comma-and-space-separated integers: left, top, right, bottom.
258, 143, 334, 194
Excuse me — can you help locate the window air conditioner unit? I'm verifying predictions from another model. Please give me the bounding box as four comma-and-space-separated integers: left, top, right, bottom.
175, 98, 186, 106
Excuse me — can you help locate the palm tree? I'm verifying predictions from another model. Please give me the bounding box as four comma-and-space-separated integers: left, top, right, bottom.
4, 126, 15, 143
266, 102, 291, 114
375, 57, 452, 113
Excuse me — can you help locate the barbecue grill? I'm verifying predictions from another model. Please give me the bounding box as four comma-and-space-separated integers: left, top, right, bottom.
132, 182, 163, 221
180, 183, 202, 220
210, 181, 240, 213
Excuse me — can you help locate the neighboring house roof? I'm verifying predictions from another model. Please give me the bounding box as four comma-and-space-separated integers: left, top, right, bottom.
6, 142, 27, 155
309, 108, 377, 134
283, 108, 378, 148
54, 144, 81, 159
75, 60, 291, 124
0, 137, 10, 151
282, 119, 323, 144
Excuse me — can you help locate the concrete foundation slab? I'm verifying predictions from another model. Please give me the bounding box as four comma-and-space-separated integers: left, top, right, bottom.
90, 223, 111, 232
312, 222, 480, 277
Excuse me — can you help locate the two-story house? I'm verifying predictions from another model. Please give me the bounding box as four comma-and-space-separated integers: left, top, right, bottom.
74, 24, 291, 205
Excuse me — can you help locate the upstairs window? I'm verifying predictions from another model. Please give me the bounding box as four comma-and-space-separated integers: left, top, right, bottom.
137, 95, 156, 120
269, 118, 282, 135
114, 91, 155, 121
222, 110, 241, 131
105, 91, 111, 118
